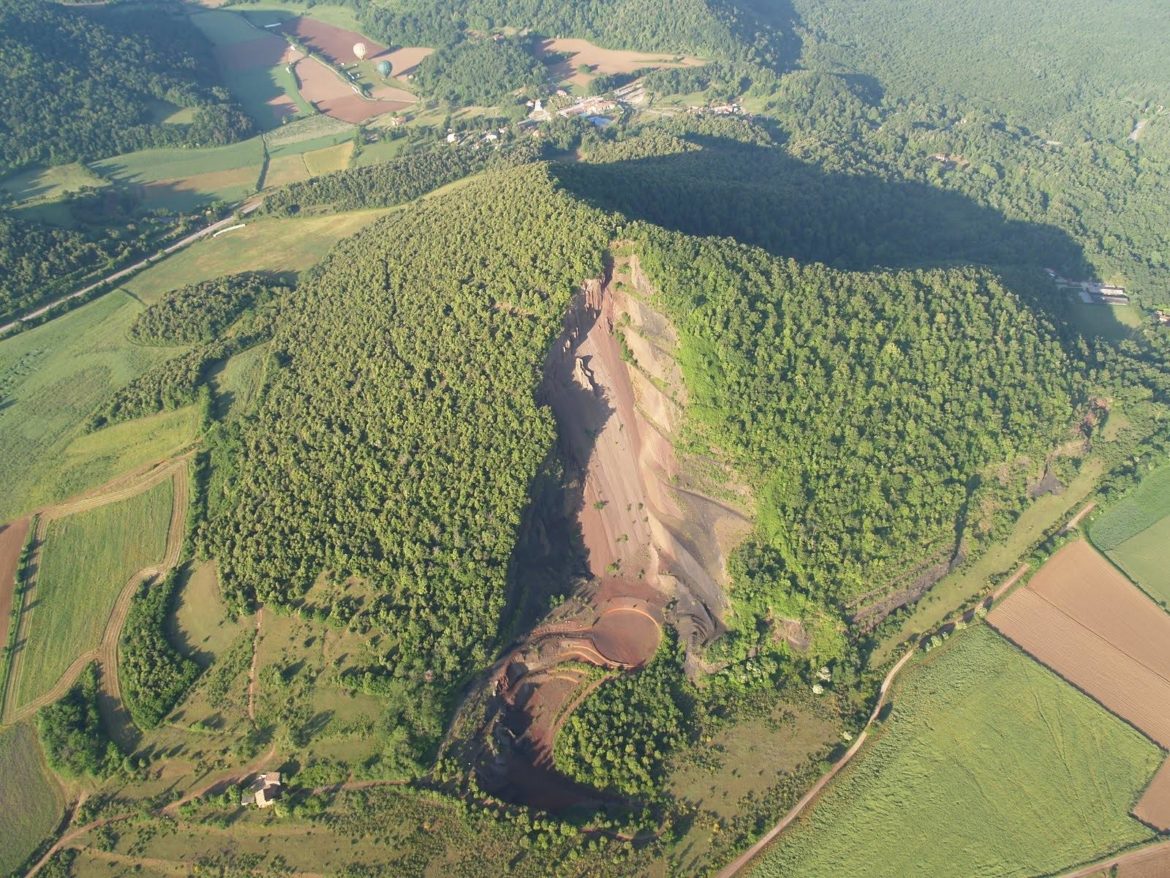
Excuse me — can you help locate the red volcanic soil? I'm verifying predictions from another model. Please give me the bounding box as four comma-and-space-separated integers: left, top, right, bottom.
590, 600, 661, 666
0, 518, 30, 655
283, 17, 386, 64
293, 57, 411, 123
214, 31, 289, 71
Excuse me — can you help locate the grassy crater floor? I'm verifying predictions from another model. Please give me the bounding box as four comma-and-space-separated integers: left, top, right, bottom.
748, 625, 1162, 878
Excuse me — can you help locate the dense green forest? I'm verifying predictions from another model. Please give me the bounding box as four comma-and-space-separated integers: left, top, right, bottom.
0, 0, 253, 176
554, 637, 695, 796
413, 36, 546, 106
358, 0, 790, 66
36, 664, 119, 778
204, 166, 609, 758
129, 273, 287, 344
263, 141, 539, 214
0, 206, 176, 323
631, 225, 1077, 616
119, 571, 201, 729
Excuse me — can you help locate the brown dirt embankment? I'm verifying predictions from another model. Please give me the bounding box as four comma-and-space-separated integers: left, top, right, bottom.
470, 254, 752, 810
0, 517, 31, 658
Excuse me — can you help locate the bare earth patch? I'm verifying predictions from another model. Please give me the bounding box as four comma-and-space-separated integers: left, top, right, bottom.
1135, 760, 1170, 832
539, 37, 703, 88
382, 46, 434, 78
0, 518, 31, 660
293, 56, 411, 123
283, 16, 386, 64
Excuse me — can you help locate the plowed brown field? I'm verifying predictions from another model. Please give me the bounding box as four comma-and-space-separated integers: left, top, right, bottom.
1135, 759, 1170, 831
294, 57, 410, 123
989, 540, 1170, 747
283, 17, 386, 63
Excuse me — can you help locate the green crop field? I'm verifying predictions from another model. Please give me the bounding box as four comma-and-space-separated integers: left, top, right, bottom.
1092, 461, 1170, 550
1109, 516, 1170, 605
749, 626, 1161, 878
0, 722, 64, 875
0, 292, 196, 522
267, 130, 355, 160
93, 139, 264, 188
13, 478, 173, 709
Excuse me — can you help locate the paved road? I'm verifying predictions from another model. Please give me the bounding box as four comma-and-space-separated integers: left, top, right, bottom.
0, 203, 260, 338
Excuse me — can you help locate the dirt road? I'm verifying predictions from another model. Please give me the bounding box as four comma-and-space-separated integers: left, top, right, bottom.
717, 648, 916, 878
1058, 839, 1170, 878
2, 457, 190, 723
0, 204, 260, 338
246, 608, 264, 721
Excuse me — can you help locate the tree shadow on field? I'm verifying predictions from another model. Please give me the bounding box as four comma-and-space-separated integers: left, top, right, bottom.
552, 135, 1095, 301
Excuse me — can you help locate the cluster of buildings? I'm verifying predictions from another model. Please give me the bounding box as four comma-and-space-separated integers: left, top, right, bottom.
1045, 269, 1131, 305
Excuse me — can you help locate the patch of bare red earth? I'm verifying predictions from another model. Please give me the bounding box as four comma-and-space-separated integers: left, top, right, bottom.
988, 539, 1170, 830
0, 518, 31, 656
282, 17, 386, 64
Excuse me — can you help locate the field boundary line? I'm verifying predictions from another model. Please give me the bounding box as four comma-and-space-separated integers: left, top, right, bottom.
1053, 838, 1170, 878
716, 647, 916, 878
0, 515, 38, 720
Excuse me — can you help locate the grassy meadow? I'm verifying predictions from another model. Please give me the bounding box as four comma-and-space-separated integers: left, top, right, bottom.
211, 343, 269, 420
0, 722, 64, 875
749, 626, 1161, 878
13, 478, 173, 709
0, 292, 194, 522
167, 561, 245, 667
0, 162, 108, 206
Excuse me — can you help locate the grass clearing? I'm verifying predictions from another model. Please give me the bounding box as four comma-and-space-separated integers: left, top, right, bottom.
211, 342, 269, 420
261, 153, 312, 189
93, 139, 264, 187
142, 167, 260, 212
14, 478, 173, 709
353, 136, 406, 166
749, 626, 1161, 878
0, 722, 64, 875
302, 141, 354, 175
168, 561, 246, 667
0, 163, 108, 206
224, 66, 311, 129
267, 130, 355, 160
1066, 301, 1143, 341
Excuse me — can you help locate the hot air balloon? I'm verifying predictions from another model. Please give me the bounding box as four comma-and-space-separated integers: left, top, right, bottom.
353, 42, 368, 61
376, 59, 392, 77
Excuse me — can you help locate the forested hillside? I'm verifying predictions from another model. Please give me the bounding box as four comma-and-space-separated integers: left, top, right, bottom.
359, 0, 790, 65
204, 166, 608, 755
0, 0, 253, 175
631, 227, 1076, 629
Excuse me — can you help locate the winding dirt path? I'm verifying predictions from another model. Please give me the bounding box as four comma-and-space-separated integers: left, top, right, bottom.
717, 648, 916, 878
1062, 501, 1097, 534
2, 457, 191, 724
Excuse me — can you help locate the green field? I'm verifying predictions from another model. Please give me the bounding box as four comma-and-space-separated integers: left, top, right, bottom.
750, 626, 1161, 878
0, 292, 196, 522
93, 139, 264, 188
1093, 459, 1170, 604
225, 66, 315, 130
1109, 516, 1170, 605
0, 722, 64, 875
267, 130, 356, 160
1092, 461, 1170, 549
14, 478, 174, 709
189, 9, 263, 46
0, 162, 108, 206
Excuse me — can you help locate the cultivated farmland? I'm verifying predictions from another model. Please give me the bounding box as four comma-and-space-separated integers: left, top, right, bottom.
11, 477, 173, 710
746, 626, 1161, 878
988, 539, 1170, 747
1092, 461, 1170, 605
0, 722, 64, 875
